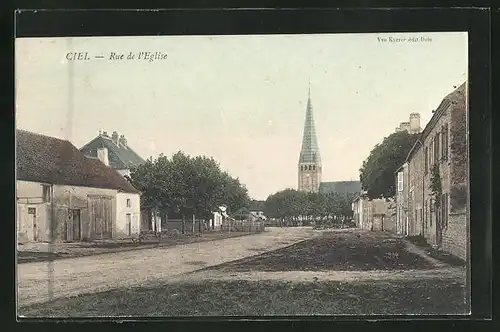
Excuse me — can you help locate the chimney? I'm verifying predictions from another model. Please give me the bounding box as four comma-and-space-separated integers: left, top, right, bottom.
409, 112, 421, 134
97, 147, 109, 166
111, 131, 119, 145
102, 131, 108, 137
118, 134, 127, 147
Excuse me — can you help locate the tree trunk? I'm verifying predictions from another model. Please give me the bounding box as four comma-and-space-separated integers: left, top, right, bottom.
192, 214, 196, 233
181, 215, 185, 234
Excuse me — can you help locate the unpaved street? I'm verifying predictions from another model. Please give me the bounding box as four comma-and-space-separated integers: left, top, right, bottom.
17, 227, 317, 307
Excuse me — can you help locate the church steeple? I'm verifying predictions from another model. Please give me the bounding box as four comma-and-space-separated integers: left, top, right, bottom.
298, 83, 322, 193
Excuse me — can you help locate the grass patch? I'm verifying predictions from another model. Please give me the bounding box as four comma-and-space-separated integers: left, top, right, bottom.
19, 279, 468, 317
204, 232, 434, 272
406, 236, 466, 267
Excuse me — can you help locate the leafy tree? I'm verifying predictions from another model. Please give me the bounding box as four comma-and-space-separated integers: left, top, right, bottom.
264, 189, 354, 226
127, 151, 250, 233
359, 131, 419, 199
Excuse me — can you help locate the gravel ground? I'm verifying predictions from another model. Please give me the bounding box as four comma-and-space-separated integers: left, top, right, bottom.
17, 231, 255, 264
17, 227, 317, 308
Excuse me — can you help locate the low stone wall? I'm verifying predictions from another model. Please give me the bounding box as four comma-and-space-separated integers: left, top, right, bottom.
442, 211, 467, 261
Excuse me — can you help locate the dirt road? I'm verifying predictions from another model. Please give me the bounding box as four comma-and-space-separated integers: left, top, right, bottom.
17, 227, 317, 307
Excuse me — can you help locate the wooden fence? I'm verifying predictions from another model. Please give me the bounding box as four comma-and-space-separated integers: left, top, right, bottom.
221, 220, 266, 233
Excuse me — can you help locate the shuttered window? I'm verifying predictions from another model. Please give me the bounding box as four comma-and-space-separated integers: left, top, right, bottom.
397, 172, 404, 192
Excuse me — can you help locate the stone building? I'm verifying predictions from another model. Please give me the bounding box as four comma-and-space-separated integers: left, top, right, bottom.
395, 82, 468, 260
352, 194, 394, 232
80, 130, 153, 231
395, 112, 422, 134
297, 85, 361, 195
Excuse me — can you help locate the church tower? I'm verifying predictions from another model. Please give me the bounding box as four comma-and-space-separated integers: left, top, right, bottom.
298, 83, 322, 193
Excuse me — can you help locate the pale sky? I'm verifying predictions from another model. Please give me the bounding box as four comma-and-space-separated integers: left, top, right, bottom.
15, 33, 468, 200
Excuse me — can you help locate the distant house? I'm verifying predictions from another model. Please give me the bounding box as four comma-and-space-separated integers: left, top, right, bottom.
395, 82, 468, 260
319, 181, 362, 197
352, 193, 394, 232
16, 130, 141, 243
80, 130, 146, 178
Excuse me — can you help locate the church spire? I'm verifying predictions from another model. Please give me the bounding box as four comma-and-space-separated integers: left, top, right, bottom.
299, 83, 321, 166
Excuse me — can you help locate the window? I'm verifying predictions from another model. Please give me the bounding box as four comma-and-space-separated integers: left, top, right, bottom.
424, 200, 428, 229
429, 198, 433, 227
126, 198, 131, 207
313, 165, 316, 171
442, 124, 449, 161
429, 138, 434, 166
308, 165, 312, 171
434, 133, 440, 164
424, 147, 428, 174
397, 172, 404, 192
442, 193, 449, 228
42, 185, 51, 202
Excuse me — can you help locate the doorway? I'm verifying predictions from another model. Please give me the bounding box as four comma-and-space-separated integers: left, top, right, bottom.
436, 207, 443, 247
28, 207, 37, 241
126, 213, 132, 236
71, 209, 81, 241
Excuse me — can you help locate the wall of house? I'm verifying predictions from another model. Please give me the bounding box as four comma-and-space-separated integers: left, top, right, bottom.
442, 211, 467, 260
115, 193, 141, 238
16, 180, 50, 242
408, 145, 425, 237
421, 107, 452, 246
395, 164, 409, 235
384, 214, 397, 233
372, 215, 383, 231
52, 185, 118, 241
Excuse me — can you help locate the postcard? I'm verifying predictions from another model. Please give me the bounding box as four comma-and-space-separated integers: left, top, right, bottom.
15, 32, 469, 317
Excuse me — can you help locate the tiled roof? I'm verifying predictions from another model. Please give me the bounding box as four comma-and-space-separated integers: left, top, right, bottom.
16, 130, 140, 193
319, 181, 362, 196
298, 90, 321, 165
80, 135, 145, 170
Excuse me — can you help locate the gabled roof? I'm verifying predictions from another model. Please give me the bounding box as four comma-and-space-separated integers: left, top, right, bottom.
80, 134, 145, 170
319, 181, 362, 196
16, 130, 140, 193
298, 87, 321, 165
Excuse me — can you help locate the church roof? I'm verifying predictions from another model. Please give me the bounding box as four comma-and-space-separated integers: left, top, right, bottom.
319, 181, 362, 196
80, 133, 145, 170
298, 87, 321, 165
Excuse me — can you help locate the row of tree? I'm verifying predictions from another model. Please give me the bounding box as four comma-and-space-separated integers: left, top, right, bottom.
263, 189, 355, 225
126, 151, 250, 229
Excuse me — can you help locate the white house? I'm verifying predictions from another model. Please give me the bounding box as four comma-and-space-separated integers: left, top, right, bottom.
16, 130, 142, 242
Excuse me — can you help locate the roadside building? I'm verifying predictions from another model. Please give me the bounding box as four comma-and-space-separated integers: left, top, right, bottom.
352, 193, 393, 232
80, 130, 151, 231
395, 82, 468, 260
16, 130, 141, 243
